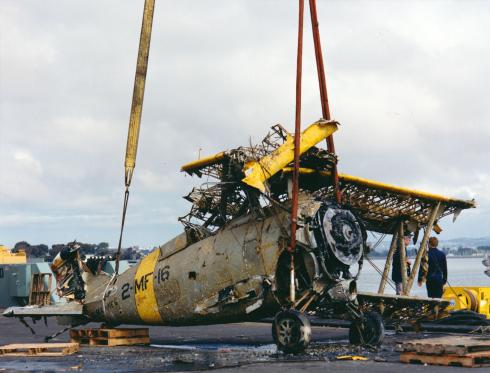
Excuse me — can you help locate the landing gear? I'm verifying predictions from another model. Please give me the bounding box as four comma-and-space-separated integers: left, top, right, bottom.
272, 309, 311, 354
349, 311, 385, 346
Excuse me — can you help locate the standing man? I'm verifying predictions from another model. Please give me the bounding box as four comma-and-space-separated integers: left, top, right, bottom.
392, 234, 412, 295
418, 236, 447, 298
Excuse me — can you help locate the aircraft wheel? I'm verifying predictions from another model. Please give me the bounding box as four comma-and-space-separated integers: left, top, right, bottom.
349, 311, 385, 346
272, 309, 311, 354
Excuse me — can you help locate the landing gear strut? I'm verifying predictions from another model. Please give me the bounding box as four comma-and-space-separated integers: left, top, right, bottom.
349, 311, 385, 346
272, 309, 311, 354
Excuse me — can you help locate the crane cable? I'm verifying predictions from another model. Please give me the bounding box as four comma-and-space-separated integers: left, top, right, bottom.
365, 233, 397, 292
114, 0, 156, 277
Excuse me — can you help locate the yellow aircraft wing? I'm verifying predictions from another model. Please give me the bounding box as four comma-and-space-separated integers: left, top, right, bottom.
181, 119, 338, 186
241, 119, 338, 192
282, 167, 475, 234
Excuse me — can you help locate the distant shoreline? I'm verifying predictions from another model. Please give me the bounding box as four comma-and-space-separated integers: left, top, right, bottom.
446, 255, 486, 259
369, 255, 486, 259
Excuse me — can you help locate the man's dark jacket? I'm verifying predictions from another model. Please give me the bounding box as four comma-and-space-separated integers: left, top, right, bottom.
391, 244, 407, 283
418, 247, 447, 285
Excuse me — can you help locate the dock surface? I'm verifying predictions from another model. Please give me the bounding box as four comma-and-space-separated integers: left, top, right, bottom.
0, 311, 486, 372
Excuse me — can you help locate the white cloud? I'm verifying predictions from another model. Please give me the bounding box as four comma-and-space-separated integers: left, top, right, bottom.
13, 150, 43, 174
0, 148, 48, 202
1, 0, 489, 247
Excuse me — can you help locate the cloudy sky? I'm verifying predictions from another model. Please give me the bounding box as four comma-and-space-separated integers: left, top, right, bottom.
1, 0, 489, 249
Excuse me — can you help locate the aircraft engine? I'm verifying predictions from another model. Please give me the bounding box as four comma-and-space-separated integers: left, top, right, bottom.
312, 202, 365, 280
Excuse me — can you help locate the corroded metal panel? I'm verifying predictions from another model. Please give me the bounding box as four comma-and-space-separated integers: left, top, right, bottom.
150, 234, 231, 323
153, 213, 284, 324
259, 213, 290, 276
159, 232, 188, 260
94, 265, 142, 324
242, 221, 266, 277
83, 209, 286, 326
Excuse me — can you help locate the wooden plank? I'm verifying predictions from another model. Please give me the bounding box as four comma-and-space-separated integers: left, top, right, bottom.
398, 224, 408, 295
70, 329, 88, 338
70, 328, 149, 339
401, 351, 490, 368
398, 336, 490, 356
99, 328, 149, 338
71, 336, 149, 347
29, 273, 53, 306
28, 273, 35, 305
102, 336, 149, 347
70, 328, 150, 347
0, 343, 78, 357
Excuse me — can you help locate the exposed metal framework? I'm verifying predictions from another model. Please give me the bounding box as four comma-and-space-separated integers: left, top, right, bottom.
180, 128, 474, 237
288, 171, 476, 234
179, 123, 338, 231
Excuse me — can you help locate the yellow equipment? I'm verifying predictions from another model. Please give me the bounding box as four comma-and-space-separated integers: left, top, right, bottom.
442, 286, 490, 319
0, 245, 27, 264
336, 355, 369, 361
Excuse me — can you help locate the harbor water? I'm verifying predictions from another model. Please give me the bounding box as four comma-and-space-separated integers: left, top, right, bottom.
358, 257, 489, 297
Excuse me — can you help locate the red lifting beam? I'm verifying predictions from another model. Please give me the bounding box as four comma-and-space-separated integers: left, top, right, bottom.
289, 0, 305, 253
308, 0, 341, 204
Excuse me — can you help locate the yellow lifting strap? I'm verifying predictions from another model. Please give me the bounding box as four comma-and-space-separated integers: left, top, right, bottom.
241, 119, 338, 192
114, 0, 155, 277
124, 0, 155, 188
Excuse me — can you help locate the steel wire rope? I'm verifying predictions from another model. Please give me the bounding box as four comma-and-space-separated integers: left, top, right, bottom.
364, 233, 398, 292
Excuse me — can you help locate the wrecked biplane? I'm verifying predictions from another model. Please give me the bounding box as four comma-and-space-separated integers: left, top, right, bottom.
3, 0, 476, 355
3, 119, 475, 353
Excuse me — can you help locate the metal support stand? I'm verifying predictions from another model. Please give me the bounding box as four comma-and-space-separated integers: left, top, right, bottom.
378, 228, 399, 294
399, 224, 408, 295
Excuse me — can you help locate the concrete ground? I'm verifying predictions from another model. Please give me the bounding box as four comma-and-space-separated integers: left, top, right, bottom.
0, 312, 486, 372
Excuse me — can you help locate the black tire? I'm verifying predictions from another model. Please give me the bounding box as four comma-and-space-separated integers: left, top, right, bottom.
272, 309, 311, 354
349, 311, 385, 346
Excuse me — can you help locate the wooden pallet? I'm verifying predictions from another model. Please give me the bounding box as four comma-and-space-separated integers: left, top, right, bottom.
401, 351, 490, 368
70, 328, 150, 347
397, 336, 490, 356
29, 273, 52, 306
398, 336, 490, 368
0, 343, 79, 357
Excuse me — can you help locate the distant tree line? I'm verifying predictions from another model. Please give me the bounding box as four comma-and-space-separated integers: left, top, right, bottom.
368, 246, 418, 258
12, 241, 49, 257
368, 245, 490, 258
11, 241, 143, 261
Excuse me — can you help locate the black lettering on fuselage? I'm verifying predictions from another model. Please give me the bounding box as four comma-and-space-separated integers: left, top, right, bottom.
157, 265, 170, 284
135, 272, 152, 294
121, 283, 130, 300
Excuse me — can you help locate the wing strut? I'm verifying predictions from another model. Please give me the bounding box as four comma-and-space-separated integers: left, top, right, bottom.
115, 0, 156, 276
